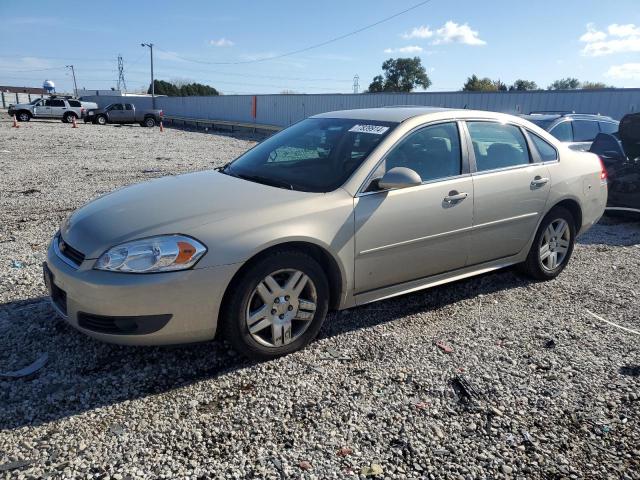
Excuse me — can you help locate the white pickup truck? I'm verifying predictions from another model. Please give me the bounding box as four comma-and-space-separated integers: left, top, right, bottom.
8, 96, 98, 123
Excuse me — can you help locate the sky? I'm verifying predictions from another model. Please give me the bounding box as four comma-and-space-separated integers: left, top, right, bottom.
1, 0, 640, 95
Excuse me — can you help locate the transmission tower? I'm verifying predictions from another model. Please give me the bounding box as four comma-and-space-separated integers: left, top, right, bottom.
353, 74, 360, 94
117, 55, 127, 92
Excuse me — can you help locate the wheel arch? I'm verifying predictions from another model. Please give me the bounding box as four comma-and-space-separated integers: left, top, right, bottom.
218, 240, 346, 331
549, 197, 583, 233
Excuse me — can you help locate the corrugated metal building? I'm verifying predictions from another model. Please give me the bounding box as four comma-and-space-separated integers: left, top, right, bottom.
81, 88, 640, 128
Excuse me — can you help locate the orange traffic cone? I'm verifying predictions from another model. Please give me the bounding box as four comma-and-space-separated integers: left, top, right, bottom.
159, 121, 164, 132
72, 116, 78, 128
12, 115, 19, 128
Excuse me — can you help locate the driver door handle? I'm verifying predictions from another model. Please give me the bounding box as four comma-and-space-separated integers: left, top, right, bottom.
531, 176, 549, 187
444, 191, 468, 203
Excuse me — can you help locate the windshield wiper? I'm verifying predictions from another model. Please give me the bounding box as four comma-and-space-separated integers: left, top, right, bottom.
234, 172, 294, 190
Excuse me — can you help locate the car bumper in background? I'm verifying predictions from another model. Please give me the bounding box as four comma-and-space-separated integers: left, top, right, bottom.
45, 238, 241, 345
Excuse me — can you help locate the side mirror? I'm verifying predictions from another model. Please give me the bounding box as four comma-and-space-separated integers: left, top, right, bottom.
377, 167, 422, 190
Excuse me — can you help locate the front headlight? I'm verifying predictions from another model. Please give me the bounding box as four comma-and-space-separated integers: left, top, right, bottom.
94, 235, 207, 273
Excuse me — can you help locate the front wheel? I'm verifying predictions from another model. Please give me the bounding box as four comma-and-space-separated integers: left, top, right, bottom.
17, 111, 31, 122
519, 206, 576, 280
221, 250, 329, 359
96, 115, 107, 125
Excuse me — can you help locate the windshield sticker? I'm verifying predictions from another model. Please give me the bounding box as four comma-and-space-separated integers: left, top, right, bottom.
348, 124, 390, 135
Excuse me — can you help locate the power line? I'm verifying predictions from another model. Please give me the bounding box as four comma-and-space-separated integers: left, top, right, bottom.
156, 0, 434, 65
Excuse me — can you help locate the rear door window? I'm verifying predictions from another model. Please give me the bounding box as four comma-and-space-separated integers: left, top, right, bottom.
49, 99, 65, 107
573, 120, 600, 142
599, 121, 619, 135
467, 122, 530, 172
549, 122, 573, 142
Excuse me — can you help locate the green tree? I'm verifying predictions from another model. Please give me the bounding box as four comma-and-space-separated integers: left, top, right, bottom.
462, 75, 502, 92
509, 79, 539, 91
547, 78, 580, 90
367, 57, 432, 93
148, 80, 219, 96
581, 81, 612, 89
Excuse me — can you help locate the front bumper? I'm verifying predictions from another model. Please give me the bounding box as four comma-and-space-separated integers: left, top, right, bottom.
45, 238, 241, 345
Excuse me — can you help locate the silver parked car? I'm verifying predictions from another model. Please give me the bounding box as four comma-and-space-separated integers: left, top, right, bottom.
45, 107, 607, 359
519, 112, 619, 151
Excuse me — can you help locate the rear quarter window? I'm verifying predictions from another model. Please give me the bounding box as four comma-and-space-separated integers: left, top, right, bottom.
529, 133, 558, 162
599, 121, 619, 135
68, 100, 81, 107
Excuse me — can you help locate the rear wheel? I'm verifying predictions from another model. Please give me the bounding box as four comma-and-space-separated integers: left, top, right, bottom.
63, 112, 77, 123
221, 250, 329, 359
17, 111, 31, 122
144, 117, 156, 127
519, 207, 576, 280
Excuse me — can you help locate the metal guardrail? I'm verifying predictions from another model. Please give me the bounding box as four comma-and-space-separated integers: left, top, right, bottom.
163, 115, 281, 133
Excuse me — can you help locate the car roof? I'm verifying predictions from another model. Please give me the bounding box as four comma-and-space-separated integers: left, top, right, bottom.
312, 106, 505, 123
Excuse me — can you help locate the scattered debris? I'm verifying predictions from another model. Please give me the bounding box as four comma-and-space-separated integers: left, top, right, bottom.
298, 460, 312, 470
415, 402, 429, 410
544, 339, 556, 349
325, 346, 351, 361
0, 353, 48, 378
109, 423, 125, 436
0, 459, 33, 472
361, 463, 383, 477
20, 188, 41, 195
435, 340, 453, 354
586, 309, 640, 336
10, 259, 25, 269
337, 446, 353, 457
141, 168, 162, 174
620, 365, 640, 377
451, 374, 481, 403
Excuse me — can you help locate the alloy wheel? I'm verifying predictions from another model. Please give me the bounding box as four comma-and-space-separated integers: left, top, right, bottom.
245, 269, 317, 348
539, 218, 570, 271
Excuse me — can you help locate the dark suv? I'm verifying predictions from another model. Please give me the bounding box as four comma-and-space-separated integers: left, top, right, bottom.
519, 112, 619, 151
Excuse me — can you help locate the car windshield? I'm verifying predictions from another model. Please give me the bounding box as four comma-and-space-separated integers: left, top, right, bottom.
222, 118, 397, 192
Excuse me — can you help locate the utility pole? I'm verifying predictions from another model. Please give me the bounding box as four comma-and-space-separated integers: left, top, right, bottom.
353, 74, 360, 94
117, 55, 127, 92
141, 43, 155, 108
66, 65, 78, 96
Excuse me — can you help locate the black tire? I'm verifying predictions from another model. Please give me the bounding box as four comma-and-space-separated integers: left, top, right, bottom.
96, 115, 107, 126
221, 250, 329, 360
519, 206, 576, 280
63, 113, 77, 123
17, 111, 31, 122
144, 117, 156, 128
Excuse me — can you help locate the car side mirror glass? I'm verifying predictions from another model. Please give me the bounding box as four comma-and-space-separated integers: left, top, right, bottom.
377, 167, 422, 190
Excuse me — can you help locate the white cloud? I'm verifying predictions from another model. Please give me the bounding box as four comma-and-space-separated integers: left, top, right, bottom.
605, 62, 640, 79
432, 21, 486, 46
209, 38, 234, 47
580, 23, 606, 42
401, 25, 433, 39
383, 45, 423, 54
580, 23, 640, 56
608, 23, 640, 37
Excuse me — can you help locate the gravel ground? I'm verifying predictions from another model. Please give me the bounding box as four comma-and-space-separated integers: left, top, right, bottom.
0, 117, 639, 479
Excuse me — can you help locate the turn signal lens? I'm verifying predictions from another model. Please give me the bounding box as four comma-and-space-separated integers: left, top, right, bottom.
95, 235, 206, 273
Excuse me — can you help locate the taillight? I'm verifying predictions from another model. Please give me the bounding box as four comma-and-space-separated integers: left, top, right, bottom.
598, 156, 608, 181
159, 110, 164, 117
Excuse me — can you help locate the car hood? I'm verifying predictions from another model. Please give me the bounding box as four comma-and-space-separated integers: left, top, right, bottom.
60, 170, 319, 259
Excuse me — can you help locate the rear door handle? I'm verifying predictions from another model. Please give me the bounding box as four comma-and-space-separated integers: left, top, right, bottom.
444, 191, 468, 203
531, 176, 549, 187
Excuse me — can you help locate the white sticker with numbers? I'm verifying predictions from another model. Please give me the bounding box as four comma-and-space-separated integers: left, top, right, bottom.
348, 124, 390, 135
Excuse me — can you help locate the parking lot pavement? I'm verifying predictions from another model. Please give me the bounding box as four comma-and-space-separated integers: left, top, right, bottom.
1, 117, 639, 479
